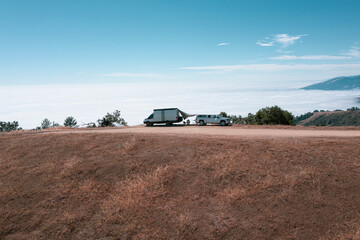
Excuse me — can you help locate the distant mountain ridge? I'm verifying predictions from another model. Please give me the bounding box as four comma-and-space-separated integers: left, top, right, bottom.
302, 75, 360, 90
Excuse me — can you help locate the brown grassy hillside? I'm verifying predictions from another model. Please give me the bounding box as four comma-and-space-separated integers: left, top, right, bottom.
298, 110, 360, 126
1, 131, 360, 239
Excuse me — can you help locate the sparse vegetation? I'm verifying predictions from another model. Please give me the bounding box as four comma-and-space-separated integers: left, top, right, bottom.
98, 110, 127, 127
83, 122, 97, 128
39, 118, 60, 129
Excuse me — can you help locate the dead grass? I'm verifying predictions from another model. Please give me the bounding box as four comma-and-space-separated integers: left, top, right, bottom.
0, 131, 360, 239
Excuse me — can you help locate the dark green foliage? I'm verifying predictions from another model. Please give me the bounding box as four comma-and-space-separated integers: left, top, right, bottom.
245, 113, 256, 125
219, 112, 229, 118
98, 110, 127, 127
37, 119, 59, 130
0, 121, 20, 132
254, 106, 295, 125
41, 118, 51, 129
64, 116, 77, 127
347, 107, 360, 111
231, 115, 245, 124
219, 106, 294, 125
294, 112, 314, 124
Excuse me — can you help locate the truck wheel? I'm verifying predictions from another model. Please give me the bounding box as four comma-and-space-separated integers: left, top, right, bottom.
199, 120, 205, 126
146, 122, 153, 127
220, 121, 226, 126
166, 121, 172, 126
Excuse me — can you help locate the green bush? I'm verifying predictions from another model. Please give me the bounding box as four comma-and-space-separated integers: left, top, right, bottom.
64, 116, 77, 127
220, 106, 294, 125
0, 121, 21, 132
98, 110, 127, 127
347, 107, 360, 111
41, 118, 51, 129
254, 106, 294, 125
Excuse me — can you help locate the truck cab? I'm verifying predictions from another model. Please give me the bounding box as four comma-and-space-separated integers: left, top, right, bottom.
195, 114, 231, 126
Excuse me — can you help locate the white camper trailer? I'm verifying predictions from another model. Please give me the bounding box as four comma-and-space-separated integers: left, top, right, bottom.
144, 108, 194, 126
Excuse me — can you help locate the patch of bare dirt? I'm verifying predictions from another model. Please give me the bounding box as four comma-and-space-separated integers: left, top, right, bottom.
18, 125, 360, 138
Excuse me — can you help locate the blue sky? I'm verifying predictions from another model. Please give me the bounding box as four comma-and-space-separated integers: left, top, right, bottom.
1, 0, 360, 86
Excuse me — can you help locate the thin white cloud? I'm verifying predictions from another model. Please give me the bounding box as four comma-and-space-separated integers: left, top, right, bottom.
217, 42, 230, 46
180, 63, 360, 72
277, 49, 293, 54
102, 72, 163, 78
256, 41, 274, 47
271, 55, 352, 60
256, 33, 307, 48
344, 46, 360, 57
274, 34, 307, 48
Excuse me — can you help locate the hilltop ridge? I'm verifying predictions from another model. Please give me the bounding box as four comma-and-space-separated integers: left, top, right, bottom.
302, 75, 360, 90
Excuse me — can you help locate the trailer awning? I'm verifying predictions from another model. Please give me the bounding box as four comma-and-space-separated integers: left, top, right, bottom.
179, 109, 196, 119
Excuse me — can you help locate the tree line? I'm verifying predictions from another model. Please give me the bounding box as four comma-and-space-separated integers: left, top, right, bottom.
220, 106, 360, 126
2, 106, 359, 132
220, 105, 295, 125
1, 110, 127, 132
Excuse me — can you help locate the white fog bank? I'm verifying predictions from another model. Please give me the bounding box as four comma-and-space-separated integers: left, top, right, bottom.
1, 82, 359, 129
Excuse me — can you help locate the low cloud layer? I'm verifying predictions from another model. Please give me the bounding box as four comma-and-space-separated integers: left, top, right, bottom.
1, 83, 359, 129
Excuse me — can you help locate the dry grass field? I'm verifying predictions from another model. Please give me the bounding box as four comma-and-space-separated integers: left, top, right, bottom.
1, 126, 360, 239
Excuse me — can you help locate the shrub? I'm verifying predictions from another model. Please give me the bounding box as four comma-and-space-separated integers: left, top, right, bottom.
41, 118, 51, 129
254, 106, 294, 125
98, 110, 127, 127
64, 116, 77, 127
219, 112, 229, 118
231, 115, 245, 124
347, 107, 360, 111
0, 121, 21, 132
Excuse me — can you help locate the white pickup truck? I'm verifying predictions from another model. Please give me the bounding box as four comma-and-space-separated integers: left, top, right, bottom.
195, 114, 231, 126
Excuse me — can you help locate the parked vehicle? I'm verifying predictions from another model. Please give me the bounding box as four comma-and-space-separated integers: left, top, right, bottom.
195, 114, 231, 126
144, 108, 194, 126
